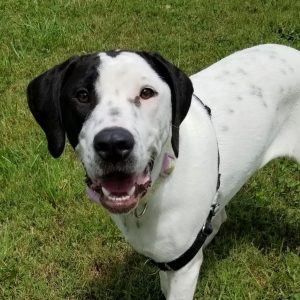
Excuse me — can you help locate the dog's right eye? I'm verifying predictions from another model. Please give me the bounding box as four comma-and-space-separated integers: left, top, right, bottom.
75, 89, 89, 103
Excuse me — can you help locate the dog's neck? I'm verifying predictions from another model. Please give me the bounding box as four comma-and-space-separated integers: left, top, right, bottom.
133, 151, 176, 218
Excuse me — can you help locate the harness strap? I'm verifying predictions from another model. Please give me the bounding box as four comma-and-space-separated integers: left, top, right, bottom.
152, 203, 217, 271
150, 94, 221, 272
193, 93, 211, 117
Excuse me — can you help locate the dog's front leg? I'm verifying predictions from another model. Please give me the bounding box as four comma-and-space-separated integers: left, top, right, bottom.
159, 249, 204, 300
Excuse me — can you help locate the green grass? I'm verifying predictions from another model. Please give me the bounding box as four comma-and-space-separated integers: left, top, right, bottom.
0, 0, 299, 299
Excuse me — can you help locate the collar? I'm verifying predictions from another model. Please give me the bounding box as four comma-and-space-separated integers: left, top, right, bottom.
150, 94, 221, 272
160, 152, 176, 176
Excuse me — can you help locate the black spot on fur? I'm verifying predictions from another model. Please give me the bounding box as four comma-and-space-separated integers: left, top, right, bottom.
281, 69, 287, 75
250, 85, 263, 98
110, 107, 120, 116
222, 125, 229, 132
129, 96, 141, 107
279, 87, 285, 94
288, 66, 295, 72
133, 109, 138, 118
237, 68, 247, 75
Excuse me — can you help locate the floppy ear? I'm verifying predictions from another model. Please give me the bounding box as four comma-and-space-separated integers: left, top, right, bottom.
27, 57, 78, 158
138, 52, 194, 157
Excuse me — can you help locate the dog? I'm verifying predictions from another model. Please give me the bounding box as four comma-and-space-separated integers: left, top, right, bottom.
27, 44, 300, 299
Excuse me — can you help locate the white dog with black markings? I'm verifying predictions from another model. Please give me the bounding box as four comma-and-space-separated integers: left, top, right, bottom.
27, 44, 300, 299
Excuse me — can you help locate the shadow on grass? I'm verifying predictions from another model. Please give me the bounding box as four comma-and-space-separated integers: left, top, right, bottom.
207, 199, 300, 262
80, 250, 163, 300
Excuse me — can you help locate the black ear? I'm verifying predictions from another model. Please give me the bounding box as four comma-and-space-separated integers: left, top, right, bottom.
137, 52, 193, 157
27, 57, 78, 158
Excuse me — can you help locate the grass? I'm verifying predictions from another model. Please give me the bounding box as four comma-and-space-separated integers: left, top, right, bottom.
0, 0, 299, 299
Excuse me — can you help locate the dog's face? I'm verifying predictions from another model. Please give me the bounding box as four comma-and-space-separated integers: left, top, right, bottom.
27, 50, 193, 214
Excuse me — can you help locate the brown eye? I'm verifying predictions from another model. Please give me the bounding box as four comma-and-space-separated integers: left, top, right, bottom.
140, 88, 156, 100
76, 89, 89, 103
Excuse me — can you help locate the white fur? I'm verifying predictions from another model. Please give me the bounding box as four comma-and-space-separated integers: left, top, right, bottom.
77, 44, 300, 299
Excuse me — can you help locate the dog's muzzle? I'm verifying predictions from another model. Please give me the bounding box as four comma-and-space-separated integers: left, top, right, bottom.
85, 127, 153, 214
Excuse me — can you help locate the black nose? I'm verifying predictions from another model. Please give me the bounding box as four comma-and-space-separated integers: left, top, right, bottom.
93, 127, 135, 163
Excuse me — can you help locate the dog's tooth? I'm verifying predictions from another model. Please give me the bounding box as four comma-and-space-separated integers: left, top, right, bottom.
128, 186, 136, 196
102, 187, 111, 197
106, 193, 131, 201
107, 194, 115, 201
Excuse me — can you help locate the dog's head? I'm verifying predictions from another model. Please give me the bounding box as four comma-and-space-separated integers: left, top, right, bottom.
27, 51, 193, 214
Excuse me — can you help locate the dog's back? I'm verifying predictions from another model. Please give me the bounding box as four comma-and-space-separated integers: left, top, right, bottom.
191, 44, 300, 204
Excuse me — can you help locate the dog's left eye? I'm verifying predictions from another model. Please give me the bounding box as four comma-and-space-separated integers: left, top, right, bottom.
140, 88, 157, 100
75, 89, 89, 103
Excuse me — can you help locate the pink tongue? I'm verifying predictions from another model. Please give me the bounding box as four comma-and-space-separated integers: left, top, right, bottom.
101, 175, 137, 193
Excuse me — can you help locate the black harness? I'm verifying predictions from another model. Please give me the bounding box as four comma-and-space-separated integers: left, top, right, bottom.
150, 94, 221, 272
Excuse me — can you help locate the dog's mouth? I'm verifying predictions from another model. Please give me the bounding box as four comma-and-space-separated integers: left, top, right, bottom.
86, 162, 153, 214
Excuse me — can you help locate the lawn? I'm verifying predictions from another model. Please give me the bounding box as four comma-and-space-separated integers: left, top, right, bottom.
0, 0, 299, 299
